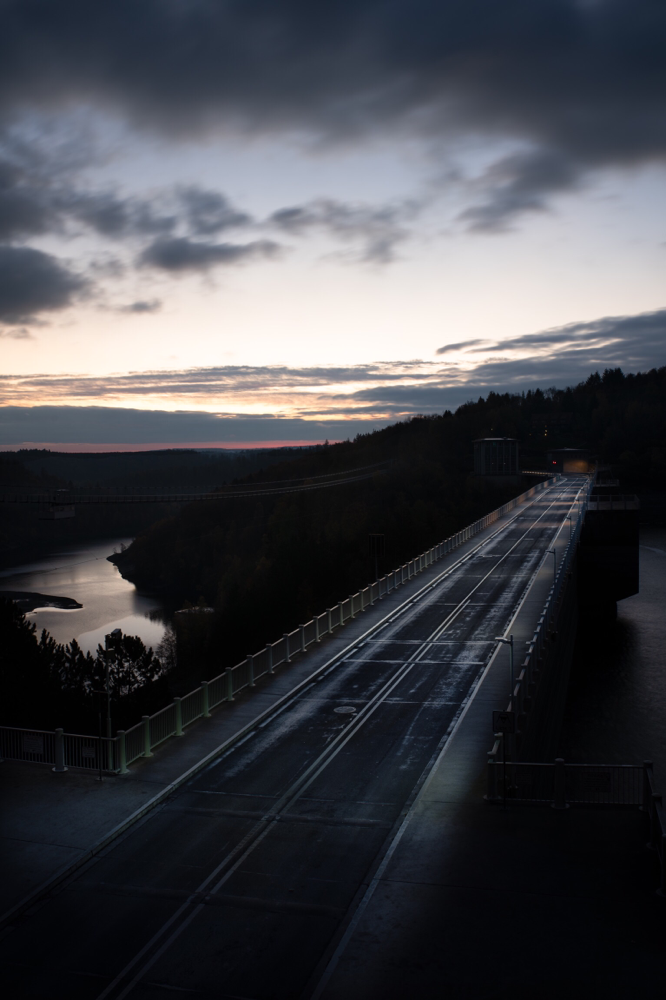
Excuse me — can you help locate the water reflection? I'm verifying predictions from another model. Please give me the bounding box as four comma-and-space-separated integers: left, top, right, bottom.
0, 539, 167, 653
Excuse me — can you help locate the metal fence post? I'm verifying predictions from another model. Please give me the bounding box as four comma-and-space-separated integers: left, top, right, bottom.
327, 609, 332, 634
142, 715, 153, 757
117, 730, 128, 773
349, 596, 355, 619
642, 760, 653, 810
649, 794, 662, 850
248, 654, 255, 687
486, 753, 497, 801
553, 758, 568, 809
315, 616, 320, 642
226, 667, 234, 701
339, 603, 344, 627
52, 728, 67, 773
267, 644, 274, 674
283, 633, 291, 663
299, 625, 306, 652
174, 697, 184, 736
201, 680, 211, 717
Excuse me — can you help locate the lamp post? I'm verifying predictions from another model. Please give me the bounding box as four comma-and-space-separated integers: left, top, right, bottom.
547, 548, 556, 585
495, 634, 514, 706
104, 629, 123, 770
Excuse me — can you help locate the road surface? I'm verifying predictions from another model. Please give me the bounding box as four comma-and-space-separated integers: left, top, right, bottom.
0, 478, 587, 999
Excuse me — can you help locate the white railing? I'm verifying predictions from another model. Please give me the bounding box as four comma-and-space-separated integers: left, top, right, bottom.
0, 726, 116, 773
2, 475, 559, 773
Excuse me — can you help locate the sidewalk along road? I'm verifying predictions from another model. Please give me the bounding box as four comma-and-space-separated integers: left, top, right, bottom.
0, 479, 586, 1000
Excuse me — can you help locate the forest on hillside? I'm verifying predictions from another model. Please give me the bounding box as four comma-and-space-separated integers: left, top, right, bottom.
0, 445, 312, 567
111, 366, 666, 687
3, 366, 665, 731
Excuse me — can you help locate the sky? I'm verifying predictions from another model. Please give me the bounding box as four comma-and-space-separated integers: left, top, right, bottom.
1, 0, 665, 450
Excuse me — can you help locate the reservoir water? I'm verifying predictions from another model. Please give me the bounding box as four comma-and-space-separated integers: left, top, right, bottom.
0, 539, 167, 654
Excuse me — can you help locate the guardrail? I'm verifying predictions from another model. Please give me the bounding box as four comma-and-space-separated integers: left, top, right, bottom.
486, 758, 666, 893
487, 758, 647, 808
1, 475, 558, 773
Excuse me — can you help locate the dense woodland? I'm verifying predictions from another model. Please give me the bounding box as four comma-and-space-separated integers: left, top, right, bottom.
0, 445, 313, 567
0, 597, 169, 730
2, 366, 666, 731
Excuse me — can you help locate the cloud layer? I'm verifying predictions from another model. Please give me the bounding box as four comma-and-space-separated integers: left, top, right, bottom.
2, 306, 665, 445
2, 2, 665, 220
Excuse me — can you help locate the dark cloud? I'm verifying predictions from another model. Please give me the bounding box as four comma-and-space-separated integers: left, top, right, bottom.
178, 187, 252, 236
0, 2, 664, 214
0, 147, 254, 247
116, 299, 161, 314
0, 405, 375, 445
478, 309, 666, 354
61, 190, 176, 238
0, 361, 434, 405
0, 244, 87, 324
436, 338, 488, 355
0, 159, 53, 239
139, 236, 282, 272
459, 149, 580, 232
270, 198, 419, 263
0, 326, 33, 340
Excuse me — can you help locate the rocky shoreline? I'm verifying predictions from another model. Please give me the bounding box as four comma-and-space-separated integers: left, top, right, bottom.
0, 590, 83, 613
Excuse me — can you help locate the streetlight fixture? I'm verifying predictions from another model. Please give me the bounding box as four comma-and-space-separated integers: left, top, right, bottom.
494, 633, 514, 706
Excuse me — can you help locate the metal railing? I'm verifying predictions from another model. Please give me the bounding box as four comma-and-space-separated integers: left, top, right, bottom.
488, 478, 592, 760
644, 762, 666, 896
486, 757, 666, 893
0, 726, 117, 774
487, 758, 647, 808
2, 476, 558, 773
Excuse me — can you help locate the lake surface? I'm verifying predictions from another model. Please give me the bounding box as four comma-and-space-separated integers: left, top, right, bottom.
0, 539, 167, 654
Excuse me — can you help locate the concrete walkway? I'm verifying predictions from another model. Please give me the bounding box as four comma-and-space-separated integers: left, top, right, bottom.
1, 493, 552, 926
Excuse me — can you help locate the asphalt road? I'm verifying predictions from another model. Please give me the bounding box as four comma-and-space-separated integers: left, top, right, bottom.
0, 478, 587, 1000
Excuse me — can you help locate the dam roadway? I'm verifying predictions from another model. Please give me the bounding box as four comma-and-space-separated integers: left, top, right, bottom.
1, 477, 587, 1000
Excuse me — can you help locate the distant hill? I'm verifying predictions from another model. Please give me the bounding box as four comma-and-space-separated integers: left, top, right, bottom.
13, 445, 317, 487
0, 446, 318, 566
